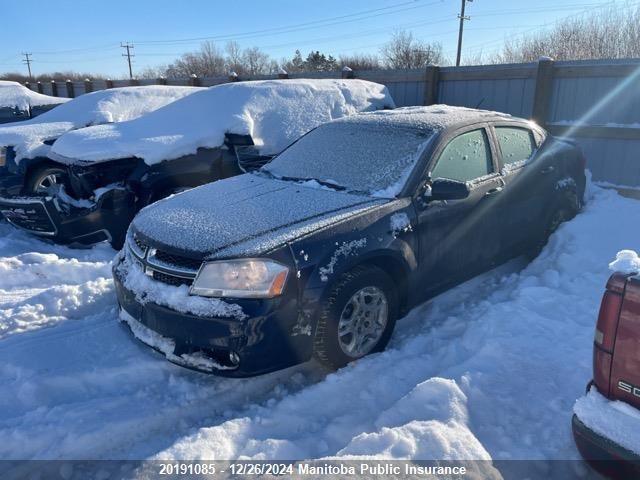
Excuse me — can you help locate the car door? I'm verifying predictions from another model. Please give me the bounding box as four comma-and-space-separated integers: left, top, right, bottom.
491, 123, 553, 254
413, 125, 505, 298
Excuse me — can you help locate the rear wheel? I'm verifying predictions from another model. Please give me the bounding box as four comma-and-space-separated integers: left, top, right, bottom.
313, 265, 398, 370
24, 165, 68, 194
527, 189, 581, 260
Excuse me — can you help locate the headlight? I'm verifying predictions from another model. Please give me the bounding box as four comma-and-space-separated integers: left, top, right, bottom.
190, 259, 289, 299
0, 147, 6, 167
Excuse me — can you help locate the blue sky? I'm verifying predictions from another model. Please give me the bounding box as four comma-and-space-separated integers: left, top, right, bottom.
0, 0, 625, 77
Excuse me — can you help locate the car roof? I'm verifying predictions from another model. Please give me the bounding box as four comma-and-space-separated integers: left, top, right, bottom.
329, 104, 527, 134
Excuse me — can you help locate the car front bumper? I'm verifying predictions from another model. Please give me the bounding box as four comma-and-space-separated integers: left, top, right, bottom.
113, 257, 314, 377
573, 407, 640, 478
0, 188, 135, 245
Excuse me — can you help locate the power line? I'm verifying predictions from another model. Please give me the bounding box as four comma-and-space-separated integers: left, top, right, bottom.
121, 42, 135, 79
22, 53, 33, 80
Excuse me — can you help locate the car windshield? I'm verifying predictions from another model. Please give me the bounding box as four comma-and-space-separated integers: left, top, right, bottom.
262, 122, 434, 197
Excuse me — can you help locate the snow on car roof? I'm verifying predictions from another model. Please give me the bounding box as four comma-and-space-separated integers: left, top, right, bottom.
0, 85, 201, 162
330, 104, 515, 132
49, 79, 395, 165
0, 80, 69, 109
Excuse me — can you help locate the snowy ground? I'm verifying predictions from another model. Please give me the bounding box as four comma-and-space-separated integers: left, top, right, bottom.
0, 182, 638, 473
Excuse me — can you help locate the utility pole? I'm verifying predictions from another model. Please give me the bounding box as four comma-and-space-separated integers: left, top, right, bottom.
22, 53, 33, 80
456, 0, 472, 67
121, 42, 134, 79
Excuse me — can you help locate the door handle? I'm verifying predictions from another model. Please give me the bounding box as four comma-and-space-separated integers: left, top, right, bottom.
485, 187, 503, 197
540, 165, 555, 175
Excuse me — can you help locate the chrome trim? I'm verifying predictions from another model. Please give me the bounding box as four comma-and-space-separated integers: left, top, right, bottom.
126, 232, 199, 281
0, 196, 58, 236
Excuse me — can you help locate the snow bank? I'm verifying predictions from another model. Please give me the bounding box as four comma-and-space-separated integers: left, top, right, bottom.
49, 79, 395, 165
0, 86, 199, 162
574, 387, 640, 456
0, 80, 69, 109
609, 249, 640, 274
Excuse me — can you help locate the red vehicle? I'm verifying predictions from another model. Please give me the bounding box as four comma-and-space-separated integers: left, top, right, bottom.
573, 269, 640, 477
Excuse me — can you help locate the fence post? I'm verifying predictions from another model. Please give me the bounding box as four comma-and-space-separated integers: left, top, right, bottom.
229, 71, 239, 82
24, 81, 31, 91
341, 66, 354, 79
189, 73, 201, 87
105, 78, 114, 89
129, 78, 139, 86
84, 78, 93, 93
65, 79, 75, 98
36, 81, 43, 93
532, 57, 555, 127
51, 80, 58, 97
157, 76, 167, 85
423, 64, 440, 106
278, 68, 288, 79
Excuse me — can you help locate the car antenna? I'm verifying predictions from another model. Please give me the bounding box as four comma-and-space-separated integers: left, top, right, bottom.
475, 98, 485, 109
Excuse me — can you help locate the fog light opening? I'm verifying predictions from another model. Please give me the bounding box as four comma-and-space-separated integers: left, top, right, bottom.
229, 351, 240, 367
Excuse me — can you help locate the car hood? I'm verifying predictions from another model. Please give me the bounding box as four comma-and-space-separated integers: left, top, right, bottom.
132, 174, 389, 258
0, 121, 74, 162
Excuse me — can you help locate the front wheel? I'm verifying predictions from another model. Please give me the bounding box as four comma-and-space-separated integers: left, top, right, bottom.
24, 165, 68, 194
313, 265, 398, 370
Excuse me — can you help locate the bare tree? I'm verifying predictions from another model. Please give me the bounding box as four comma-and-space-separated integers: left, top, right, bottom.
225, 41, 245, 75
494, 6, 640, 63
243, 47, 272, 75
381, 31, 445, 69
165, 41, 226, 78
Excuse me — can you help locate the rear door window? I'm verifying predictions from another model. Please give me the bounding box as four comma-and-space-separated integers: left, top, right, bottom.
431, 128, 493, 182
495, 126, 536, 166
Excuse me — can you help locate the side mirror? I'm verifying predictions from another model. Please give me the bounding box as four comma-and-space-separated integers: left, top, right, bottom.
429, 178, 470, 201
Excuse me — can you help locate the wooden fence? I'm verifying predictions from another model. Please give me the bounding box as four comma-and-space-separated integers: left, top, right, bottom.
25, 58, 640, 187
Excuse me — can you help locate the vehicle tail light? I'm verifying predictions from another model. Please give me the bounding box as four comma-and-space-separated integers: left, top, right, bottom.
595, 290, 623, 351
592, 274, 627, 396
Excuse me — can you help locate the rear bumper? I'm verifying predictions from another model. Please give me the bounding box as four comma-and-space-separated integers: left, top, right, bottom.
573, 409, 640, 478
0, 188, 134, 245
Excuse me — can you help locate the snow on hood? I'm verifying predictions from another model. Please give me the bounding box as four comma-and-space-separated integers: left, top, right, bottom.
0, 86, 200, 163
49, 79, 395, 166
0, 80, 69, 110
132, 174, 388, 257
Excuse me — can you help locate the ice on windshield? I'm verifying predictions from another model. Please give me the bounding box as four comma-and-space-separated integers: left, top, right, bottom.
264, 122, 433, 197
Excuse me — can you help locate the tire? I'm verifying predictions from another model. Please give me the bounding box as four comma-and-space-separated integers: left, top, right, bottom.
313, 265, 398, 370
24, 165, 68, 194
527, 189, 581, 260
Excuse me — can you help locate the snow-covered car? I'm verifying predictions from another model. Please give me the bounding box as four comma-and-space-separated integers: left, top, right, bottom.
113, 105, 586, 377
573, 251, 640, 478
0, 79, 394, 248
0, 85, 200, 198
0, 80, 68, 125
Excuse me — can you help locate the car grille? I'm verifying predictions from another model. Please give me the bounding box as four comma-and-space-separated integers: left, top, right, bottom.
0, 201, 56, 234
152, 270, 192, 287
127, 233, 202, 287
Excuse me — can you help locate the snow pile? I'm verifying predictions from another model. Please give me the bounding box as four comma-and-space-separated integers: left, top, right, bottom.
49, 79, 395, 165
609, 249, 640, 274
0, 86, 199, 162
0, 80, 68, 109
574, 387, 640, 455
0, 227, 113, 339
116, 252, 245, 319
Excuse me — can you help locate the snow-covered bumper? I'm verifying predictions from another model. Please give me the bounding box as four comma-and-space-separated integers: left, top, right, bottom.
113, 254, 314, 377
573, 385, 640, 477
0, 188, 134, 245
